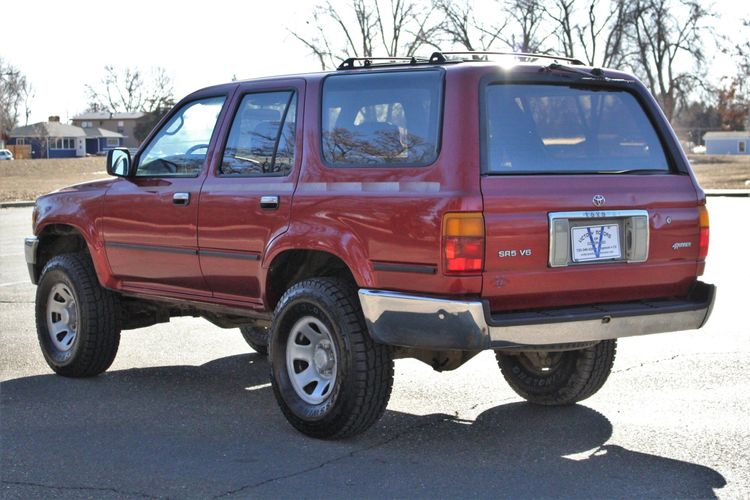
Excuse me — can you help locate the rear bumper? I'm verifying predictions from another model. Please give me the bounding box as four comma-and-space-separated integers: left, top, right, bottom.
358, 282, 716, 350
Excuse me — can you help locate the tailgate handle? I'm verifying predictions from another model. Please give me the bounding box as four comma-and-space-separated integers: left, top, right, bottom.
172, 192, 190, 206
260, 195, 279, 210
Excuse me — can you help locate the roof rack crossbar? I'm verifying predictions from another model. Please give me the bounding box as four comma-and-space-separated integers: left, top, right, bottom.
429, 51, 585, 66
337, 56, 423, 70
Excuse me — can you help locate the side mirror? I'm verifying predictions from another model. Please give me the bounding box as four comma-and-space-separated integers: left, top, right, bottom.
107, 148, 132, 177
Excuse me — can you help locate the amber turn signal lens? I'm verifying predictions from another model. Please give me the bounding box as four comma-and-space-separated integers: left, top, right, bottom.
698, 205, 709, 260
443, 212, 485, 237
443, 212, 484, 275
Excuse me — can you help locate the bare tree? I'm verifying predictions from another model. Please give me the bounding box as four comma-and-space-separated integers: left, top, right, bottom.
544, 0, 577, 58
435, 0, 508, 51
731, 20, 750, 97
21, 82, 35, 126
290, 0, 441, 70
715, 18, 750, 130
627, 0, 713, 121
0, 58, 30, 135
543, 0, 630, 65
575, 0, 631, 67
85, 66, 174, 114
376, 0, 439, 56
500, 0, 550, 53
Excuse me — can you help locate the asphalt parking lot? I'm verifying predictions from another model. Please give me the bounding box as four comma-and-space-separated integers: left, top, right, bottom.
1, 198, 748, 499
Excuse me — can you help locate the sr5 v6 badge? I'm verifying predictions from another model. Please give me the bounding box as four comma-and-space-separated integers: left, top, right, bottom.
498, 249, 532, 257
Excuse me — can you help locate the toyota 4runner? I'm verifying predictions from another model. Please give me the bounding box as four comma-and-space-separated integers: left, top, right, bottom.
25, 52, 715, 438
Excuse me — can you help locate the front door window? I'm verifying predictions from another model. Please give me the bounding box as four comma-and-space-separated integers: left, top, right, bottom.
137, 96, 226, 177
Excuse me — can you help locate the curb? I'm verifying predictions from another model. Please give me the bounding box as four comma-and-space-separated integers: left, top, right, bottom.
0, 201, 35, 208
704, 189, 750, 197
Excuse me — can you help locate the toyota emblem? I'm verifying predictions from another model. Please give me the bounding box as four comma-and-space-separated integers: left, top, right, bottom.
592, 195, 606, 207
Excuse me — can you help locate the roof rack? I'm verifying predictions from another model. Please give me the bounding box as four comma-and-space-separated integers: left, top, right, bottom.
335, 52, 586, 71
428, 51, 585, 66
337, 56, 425, 70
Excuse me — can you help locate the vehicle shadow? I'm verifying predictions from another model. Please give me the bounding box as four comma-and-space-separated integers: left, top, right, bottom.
1, 354, 726, 499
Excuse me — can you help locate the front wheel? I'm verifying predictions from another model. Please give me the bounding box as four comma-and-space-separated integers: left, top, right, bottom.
495, 340, 616, 405
269, 278, 393, 439
35, 253, 121, 377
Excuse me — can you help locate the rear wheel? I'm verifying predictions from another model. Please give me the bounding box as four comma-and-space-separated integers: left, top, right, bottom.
495, 340, 616, 405
269, 278, 393, 439
239, 326, 269, 355
35, 253, 121, 377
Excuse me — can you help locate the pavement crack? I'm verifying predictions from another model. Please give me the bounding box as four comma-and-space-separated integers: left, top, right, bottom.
212, 414, 453, 498
464, 396, 517, 413
1, 479, 161, 499
613, 354, 681, 373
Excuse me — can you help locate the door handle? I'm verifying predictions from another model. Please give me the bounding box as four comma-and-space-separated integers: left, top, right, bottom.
260, 195, 279, 209
173, 192, 190, 206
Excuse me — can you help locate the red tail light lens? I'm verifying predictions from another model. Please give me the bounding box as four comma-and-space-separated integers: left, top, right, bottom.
698, 206, 709, 260
443, 213, 484, 275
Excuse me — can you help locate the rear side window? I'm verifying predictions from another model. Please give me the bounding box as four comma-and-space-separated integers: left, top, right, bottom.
322, 70, 442, 167
483, 84, 669, 174
221, 91, 297, 176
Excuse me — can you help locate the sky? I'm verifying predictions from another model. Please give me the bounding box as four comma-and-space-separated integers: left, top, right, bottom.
2, 0, 748, 125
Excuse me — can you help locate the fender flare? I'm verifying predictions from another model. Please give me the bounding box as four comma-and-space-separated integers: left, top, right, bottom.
262, 223, 375, 288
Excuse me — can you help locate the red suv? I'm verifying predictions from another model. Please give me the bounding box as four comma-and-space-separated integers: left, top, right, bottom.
25, 53, 714, 438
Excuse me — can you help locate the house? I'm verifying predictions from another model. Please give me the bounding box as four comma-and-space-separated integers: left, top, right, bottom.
703, 131, 750, 155
72, 112, 146, 149
8, 117, 86, 159
7, 117, 124, 159
83, 127, 125, 155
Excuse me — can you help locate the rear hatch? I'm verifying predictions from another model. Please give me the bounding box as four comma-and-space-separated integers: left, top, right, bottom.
480, 81, 703, 311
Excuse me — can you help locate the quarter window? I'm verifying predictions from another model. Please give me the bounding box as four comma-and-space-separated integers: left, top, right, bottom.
739, 141, 746, 153
137, 96, 225, 177
321, 70, 442, 167
220, 91, 297, 176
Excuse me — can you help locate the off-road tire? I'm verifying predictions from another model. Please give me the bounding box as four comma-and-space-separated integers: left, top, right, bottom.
239, 326, 269, 355
269, 278, 393, 439
496, 340, 616, 405
35, 253, 121, 377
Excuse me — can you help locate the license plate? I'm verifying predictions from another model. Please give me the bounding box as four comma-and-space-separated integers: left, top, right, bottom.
571, 224, 621, 262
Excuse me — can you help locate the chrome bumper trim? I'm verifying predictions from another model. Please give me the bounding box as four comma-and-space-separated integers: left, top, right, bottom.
24, 236, 39, 284
358, 285, 715, 350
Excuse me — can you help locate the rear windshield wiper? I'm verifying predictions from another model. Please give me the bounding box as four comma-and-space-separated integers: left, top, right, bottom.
605, 168, 670, 174
541, 63, 609, 80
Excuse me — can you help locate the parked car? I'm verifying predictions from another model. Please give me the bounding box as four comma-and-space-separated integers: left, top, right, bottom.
0, 149, 13, 160
25, 52, 715, 439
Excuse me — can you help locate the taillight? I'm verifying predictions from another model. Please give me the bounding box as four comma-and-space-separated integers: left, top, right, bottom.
443, 212, 484, 275
698, 205, 709, 260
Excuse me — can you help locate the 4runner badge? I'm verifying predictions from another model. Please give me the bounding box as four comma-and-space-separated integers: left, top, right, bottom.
592, 195, 606, 207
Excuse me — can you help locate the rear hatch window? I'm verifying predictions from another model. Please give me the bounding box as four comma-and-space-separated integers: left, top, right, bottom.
483, 84, 669, 174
